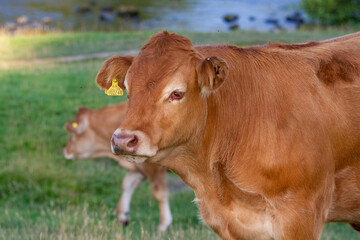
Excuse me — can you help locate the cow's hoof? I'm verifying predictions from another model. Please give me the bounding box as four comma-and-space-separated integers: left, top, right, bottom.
122, 220, 129, 227
118, 212, 130, 227
350, 223, 360, 232
157, 224, 170, 232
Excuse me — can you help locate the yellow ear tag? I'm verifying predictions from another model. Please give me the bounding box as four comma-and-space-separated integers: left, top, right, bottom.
72, 122, 78, 128
105, 78, 123, 96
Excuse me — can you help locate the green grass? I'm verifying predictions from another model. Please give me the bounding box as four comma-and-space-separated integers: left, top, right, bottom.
0, 28, 357, 61
1, 30, 360, 239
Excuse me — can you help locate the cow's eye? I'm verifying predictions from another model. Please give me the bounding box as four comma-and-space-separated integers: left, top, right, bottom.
169, 90, 185, 102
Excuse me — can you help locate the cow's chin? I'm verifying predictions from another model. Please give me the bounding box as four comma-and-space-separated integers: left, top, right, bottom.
122, 155, 148, 164
63, 148, 75, 160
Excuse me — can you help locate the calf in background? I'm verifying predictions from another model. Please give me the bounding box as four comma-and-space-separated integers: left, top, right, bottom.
63, 102, 172, 232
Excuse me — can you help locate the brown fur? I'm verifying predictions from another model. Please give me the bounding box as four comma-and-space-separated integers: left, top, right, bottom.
64, 102, 172, 232
96, 31, 360, 239
96, 55, 134, 89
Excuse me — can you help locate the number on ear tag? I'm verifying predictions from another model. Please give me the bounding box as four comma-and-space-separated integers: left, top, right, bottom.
105, 78, 123, 96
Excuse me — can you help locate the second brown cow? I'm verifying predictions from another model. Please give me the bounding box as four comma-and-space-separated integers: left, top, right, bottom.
63, 102, 172, 232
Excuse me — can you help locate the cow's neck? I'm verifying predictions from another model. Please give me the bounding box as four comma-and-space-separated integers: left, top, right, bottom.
159, 51, 274, 198
163, 148, 223, 195
156, 55, 276, 238
158, 107, 273, 239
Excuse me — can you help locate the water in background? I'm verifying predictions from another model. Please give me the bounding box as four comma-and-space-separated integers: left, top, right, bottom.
0, 0, 302, 32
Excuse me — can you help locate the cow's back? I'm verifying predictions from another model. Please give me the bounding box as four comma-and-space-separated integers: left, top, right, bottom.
90, 102, 128, 140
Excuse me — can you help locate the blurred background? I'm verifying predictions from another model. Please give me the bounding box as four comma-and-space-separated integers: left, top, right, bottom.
0, 0, 360, 239
0, 0, 359, 33
1, 0, 303, 32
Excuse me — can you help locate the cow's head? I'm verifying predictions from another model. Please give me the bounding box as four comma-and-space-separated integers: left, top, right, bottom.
96, 31, 228, 163
64, 107, 101, 160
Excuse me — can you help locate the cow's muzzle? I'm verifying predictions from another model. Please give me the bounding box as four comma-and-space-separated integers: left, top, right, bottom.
111, 133, 139, 155
63, 148, 75, 160
110, 129, 158, 160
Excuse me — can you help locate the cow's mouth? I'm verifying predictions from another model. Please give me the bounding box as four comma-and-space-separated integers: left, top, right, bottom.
110, 140, 155, 163
63, 148, 75, 160
121, 155, 148, 163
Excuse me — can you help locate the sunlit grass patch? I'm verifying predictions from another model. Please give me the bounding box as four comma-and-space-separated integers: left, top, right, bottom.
0, 203, 217, 240
0, 31, 154, 61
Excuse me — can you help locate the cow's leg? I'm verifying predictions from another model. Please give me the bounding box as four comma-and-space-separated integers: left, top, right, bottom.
116, 170, 145, 226
144, 166, 172, 232
274, 188, 333, 240
275, 212, 324, 240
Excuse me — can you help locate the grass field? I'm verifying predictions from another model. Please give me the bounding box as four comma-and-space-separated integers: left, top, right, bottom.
1, 29, 360, 240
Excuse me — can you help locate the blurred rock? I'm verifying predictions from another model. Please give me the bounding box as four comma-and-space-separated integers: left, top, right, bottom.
249, 16, 256, 21
42, 17, 52, 24
4, 22, 17, 31
30, 20, 43, 29
286, 11, 304, 28
223, 14, 238, 23
89, 0, 97, 6
17, 16, 29, 25
117, 5, 140, 18
265, 18, 283, 30
229, 24, 239, 30
75, 6, 91, 14
265, 18, 279, 26
101, 6, 113, 12
99, 12, 115, 22
265, 18, 278, 25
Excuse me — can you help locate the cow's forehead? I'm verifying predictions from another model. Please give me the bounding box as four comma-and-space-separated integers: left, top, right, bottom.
139, 30, 195, 56
125, 31, 198, 95
127, 54, 191, 92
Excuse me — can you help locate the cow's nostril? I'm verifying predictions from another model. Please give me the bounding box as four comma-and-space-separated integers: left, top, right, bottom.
111, 132, 139, 154
127, 136, 138, 148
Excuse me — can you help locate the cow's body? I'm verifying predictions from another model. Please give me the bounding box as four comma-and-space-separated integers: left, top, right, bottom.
63, 103, 172, 232
96, 31, 360, 239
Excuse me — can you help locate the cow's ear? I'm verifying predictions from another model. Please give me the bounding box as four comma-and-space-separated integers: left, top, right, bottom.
197, 56, 228, 92
96, 55, 134, 89
64, 107, 89, 134
64, 119, 88, 134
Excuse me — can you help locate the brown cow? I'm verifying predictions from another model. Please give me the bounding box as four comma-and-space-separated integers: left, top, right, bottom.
96, 31, 360, 239
63, 102, 172, 232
